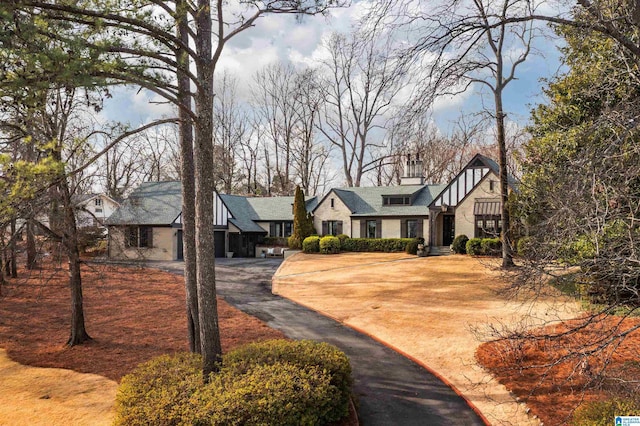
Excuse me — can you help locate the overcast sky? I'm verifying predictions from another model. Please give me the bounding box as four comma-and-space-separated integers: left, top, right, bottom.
99, 1, 565, 142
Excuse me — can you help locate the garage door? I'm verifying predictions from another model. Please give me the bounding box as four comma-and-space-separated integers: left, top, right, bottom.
177, 230, 225, 259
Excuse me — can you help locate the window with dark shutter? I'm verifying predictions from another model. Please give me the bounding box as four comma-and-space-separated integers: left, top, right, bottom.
336, 221, 343, 235
360, 220, 366, 238
400, 220, 407, 238
322, 221, 328, 235
375, 219, 382, 238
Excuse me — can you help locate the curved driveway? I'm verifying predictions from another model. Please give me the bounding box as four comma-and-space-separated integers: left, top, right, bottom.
156, 258, 485, 426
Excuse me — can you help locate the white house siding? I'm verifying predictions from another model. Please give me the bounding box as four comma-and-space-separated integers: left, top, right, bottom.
313, 192, 353, 236
455, 172, 500, 239
108, 226, 175, 261
77, 196, 119, 228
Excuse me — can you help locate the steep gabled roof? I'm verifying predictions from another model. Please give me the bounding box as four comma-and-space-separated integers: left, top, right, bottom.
105, 181, 182, 226
429, 153, 518, 209
219, 194, 319, 233
318, 184, 446, 217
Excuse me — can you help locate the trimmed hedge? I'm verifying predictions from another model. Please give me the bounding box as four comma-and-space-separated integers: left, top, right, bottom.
222, 339, 352, 418
341, 237, 414, 253
336, 234, 349, 249
466, 237, 502, 256
451, 235, 469, 254
320, 236, 341, 254
114, 340, 353, 426
466, 238, 483, 255
191, 363, 335, 425
113, 352, 202, 426
571, 397, 640, 426
302, 236, 320, 253
405, 237, 424, 255
481, 238, 501, 255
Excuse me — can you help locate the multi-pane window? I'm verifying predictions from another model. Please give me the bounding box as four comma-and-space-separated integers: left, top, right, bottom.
406, 219, 418, 238
327, 221, 339, 236
271, 221, 293, 237
475, 216, 501, 238
125, 226, 153, 248
366, 220, 377, 238
383, 196, 411, 206
94, 198, 102, 206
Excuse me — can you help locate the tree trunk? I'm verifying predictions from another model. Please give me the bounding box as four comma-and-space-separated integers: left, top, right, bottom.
177, 4, 201, 353
60, 177, 91, 345
9, 219, 17, 278
26, 219, 37, 270
195, 0, 223, 379
495, 89, 514, 268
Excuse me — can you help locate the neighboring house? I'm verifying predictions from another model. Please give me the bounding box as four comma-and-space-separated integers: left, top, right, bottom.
105, 181, 317, 261
34, 193, 120, 232
72, 194, 120, 228
312, 153, 516, 248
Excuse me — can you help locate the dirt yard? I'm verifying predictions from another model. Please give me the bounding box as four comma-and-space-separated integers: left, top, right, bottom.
273, 253, 582, 426
0, 259, 285, 425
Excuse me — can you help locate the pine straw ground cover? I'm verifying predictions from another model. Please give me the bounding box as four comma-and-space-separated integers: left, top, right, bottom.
476, 315, 640, 425
0, 256, 284, 382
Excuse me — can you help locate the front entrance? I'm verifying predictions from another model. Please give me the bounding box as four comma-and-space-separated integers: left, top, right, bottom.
443, 215, 455, 246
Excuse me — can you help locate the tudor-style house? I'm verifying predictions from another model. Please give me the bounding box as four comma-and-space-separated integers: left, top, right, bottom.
105, 153, 514, 260
105, 181, 317, 261
312, 153, 513, 249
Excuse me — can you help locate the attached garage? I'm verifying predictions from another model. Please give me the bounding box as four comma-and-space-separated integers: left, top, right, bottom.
176, 229, 226, 259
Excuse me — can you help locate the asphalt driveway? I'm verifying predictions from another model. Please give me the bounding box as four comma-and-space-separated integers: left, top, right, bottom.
154, 258, 485, 426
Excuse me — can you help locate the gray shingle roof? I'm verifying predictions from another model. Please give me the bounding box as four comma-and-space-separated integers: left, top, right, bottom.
220, 194, 318, 233
218, 194, 266, 233
105, 181, 182, 226
330, 184, 446, 217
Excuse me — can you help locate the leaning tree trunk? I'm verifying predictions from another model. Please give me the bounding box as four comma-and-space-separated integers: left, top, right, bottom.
194, 0, 223, 379
177, 4, 201, 353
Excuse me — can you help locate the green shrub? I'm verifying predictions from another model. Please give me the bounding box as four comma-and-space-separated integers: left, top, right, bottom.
451, 235, 469, 254
571, 397, 640, 426
77, 226, 106, 252
302, 236, 320, 253
405, 237, 424, 255
222, 339, 352, 418
336, 234, 350, 249
114, 340, 353, 426
113, 352, 202, 426
341, 237, 414, 253
516, 236, 532, 257
481, 238, 502, 256
191, 362, 336, 426
319, 236, 341, 254
287, 235, 301, 250
466, 238, 483, 255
